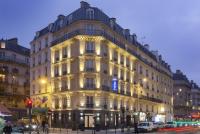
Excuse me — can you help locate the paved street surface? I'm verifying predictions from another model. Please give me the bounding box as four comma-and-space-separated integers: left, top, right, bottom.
21, 127, 200, 134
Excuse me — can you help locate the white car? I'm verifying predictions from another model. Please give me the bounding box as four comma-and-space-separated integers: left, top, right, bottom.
138, 122, 155, 132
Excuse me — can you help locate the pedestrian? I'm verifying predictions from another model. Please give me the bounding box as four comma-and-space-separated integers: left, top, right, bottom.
42, 120, 46, 132
3, 123, 12, 134
134, 122, 139, 134
45, 122, 49, 134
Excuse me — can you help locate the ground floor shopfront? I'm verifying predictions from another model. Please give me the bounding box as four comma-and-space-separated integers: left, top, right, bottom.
50, 109, 173, 130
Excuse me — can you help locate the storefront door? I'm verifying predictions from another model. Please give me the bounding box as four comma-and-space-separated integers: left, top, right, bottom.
84, 114, 94, 128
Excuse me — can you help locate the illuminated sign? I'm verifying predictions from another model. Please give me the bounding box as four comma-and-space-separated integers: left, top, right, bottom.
112, 78, 118, 91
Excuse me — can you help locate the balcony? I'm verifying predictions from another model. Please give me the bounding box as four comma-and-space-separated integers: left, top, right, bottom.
102, 85, 110, 91
139, 95, 163, 103
62, 71, 67, 75
61, 86, 68, 91
85, 50, 95, 54
63, 55, 67, 58
85, 68, 94, 72
55, 57, 59, 62
54, 74, 59, 77
0, 56, 29, 66
86, 104, 94, 108
84, 84, 95, 90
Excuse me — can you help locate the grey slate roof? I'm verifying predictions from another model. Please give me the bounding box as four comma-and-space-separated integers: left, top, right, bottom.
0, 38, 30, 56
33, 1, 171, 72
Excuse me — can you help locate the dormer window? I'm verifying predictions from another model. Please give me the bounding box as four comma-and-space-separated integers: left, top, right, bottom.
0, 42, 5, 48
86, 8, 94, 20
68, 14, 73, 24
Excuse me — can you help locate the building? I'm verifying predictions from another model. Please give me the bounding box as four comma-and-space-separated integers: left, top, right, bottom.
191, 81, 200, 112
0, 38, 30, 118
30, 1, 173, 129
173, 70, 192, 118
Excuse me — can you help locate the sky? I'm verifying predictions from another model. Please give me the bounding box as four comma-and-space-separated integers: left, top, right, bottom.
0, 0, 200, 84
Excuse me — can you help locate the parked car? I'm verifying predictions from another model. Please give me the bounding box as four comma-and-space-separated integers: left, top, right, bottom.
165, 121, 176, 128
138, 122, 155, 132
153, 122, 165, 129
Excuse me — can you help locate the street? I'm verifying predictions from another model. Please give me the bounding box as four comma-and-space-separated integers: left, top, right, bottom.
21, 127, 200, 134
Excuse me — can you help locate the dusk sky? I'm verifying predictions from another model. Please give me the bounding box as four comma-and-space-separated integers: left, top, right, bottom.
0, 0, 200, 84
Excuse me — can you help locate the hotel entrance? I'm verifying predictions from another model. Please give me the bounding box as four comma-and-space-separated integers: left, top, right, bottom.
84, 114, 94, 128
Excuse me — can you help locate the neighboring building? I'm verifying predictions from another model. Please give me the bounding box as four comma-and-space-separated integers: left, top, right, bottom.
0, 38, 30, 118
30, 2, 173, 129
191, 81, 200, 112
173, 70, 192, 118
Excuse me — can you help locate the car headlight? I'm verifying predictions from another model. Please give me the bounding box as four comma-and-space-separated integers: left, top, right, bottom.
25, 125, 29, 128
32, 125, 37, 129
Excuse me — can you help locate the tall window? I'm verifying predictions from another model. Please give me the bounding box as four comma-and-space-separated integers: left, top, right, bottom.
62, 63, 67, 75
54, 66, 59, 76
85, 78, 95, 88
32, 57, 35, 67
45, 51, 48, 62
45, 66, 48, 76
86, 96, 93, 104
38, 41, 41, 51
86, 9, 94, 19
12, 54, 16, 60
85, 41, 95, 53
61, 79, 68, 90
45, 37, 48, 47
85, 59, 94, 71
62, 47, 67, 58
55, 50, 59, 61
38, 54, 41, 64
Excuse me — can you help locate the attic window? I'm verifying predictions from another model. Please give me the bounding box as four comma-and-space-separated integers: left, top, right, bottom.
86, 8, 94, 20
0, 42, 5, 48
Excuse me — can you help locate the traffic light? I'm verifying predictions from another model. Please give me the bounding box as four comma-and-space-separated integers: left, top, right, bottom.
25, 98, 33, 108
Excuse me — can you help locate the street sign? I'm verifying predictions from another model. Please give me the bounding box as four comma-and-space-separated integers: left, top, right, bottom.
112, 78, 118, 91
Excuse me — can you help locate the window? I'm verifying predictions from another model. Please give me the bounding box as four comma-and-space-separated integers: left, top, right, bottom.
62, 47, 67, 58
85, 59, 94, 71
38, 41, 41, 51
85, 24, 94, 34
0, 52, 5, 57
146, 69, 149, 77
32, 71, 35, 80
25, 57, 29, 63
54, 50, 59, 61
12, 54, 16, 60
86, 96, 93, 104
45, 51, 48, 62
85, 78, 95, 88
61, 79, 68, 90
0, 42, 5, 48
45, 66, 48, 76
85, 41, 95, 53
86, 8, 94, 19
45, 37, 48, 47
38, 69, 41, 78
62, 63, 67, 75
54, 66, 59, 77
140, 66, 143, 74
32, 44, 35, 53
38, 54, 41, 64
32, 57, 35, 67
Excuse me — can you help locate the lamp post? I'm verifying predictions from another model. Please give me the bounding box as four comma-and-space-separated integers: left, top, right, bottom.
136, 78, 147, 123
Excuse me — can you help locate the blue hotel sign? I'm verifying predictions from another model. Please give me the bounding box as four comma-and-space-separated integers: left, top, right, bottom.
112, 78, 118, 91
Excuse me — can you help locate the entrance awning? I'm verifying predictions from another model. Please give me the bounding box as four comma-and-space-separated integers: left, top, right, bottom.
0, 104, 12, 117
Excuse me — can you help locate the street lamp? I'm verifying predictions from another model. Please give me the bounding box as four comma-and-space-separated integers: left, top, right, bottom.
136, 78, 147, 122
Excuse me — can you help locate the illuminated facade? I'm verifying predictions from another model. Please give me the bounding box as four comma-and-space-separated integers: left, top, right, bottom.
0, 38, 30, 118
30, 2, 173, 129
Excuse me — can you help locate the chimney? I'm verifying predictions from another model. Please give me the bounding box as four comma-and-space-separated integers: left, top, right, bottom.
7, 38, 18, 45
57, 14, 65, 20
176, 70, 182, 74
80, 1, 90, 8
110, 18, 116, 23
125, 29, 130, 35
144, 44, 150, 50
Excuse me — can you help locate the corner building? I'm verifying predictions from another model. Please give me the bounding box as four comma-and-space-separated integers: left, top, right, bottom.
30, 2, 173, 129
0, 38, 30, 118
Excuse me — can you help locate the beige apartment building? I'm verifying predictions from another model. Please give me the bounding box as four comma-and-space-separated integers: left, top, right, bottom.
0, 38, 30, 118
30, 2, 173, 129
